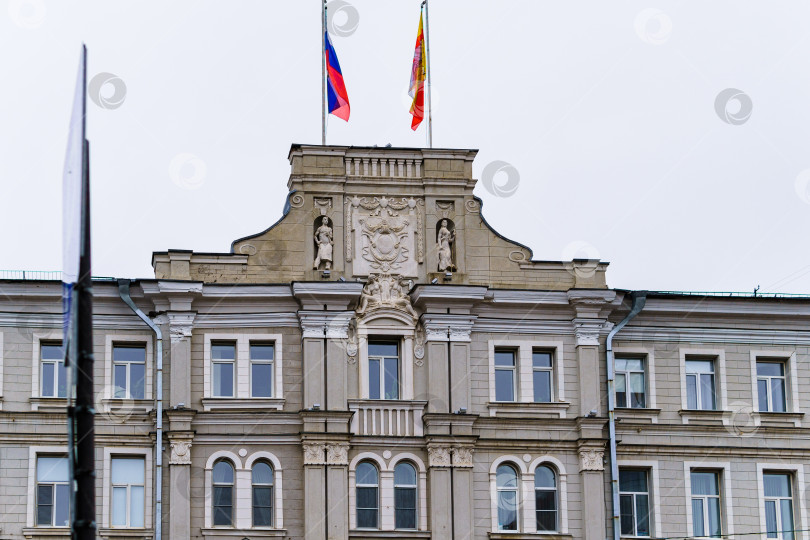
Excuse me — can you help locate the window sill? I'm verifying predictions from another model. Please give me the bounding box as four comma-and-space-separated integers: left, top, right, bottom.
201, 528, 287, 538
29, 397, 68, 412
757, 411, 804, 427
488, 533, 573, 540
487, 401, 571, 419
98, 528, 154, 539
615, 407, 661, 424
678, 409, 727, 425
100, 399, 154, 414
201, 398, 285, 412
349, 530, 432, 539
22, 528, 71, 538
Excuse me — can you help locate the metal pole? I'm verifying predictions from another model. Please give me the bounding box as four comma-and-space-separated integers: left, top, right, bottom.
74, 138, 96, 540
423, 0, 433, 148
322, 0, 327, 145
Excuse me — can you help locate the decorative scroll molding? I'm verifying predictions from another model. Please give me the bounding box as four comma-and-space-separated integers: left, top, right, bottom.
427, 445, 452, 468
579, 448, 604, 471
573, 318, 608, 346
435, 200, 455, 219
314, 197, 332, 216
452, 447, 474, 468
302, 442, 327, 465
302, 442, 349, 466
326, 443, 350, 465
167, 312, 196, 344
289, 193, 305, 208
170, 440, 192, 465
465, 199, 479, 213
298, 311, 354, 339
422, 314, 477, 342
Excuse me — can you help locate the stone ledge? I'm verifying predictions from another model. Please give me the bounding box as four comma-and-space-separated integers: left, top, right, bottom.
97, 527, 154, 539
487, 401, 571, 419
201, 528, 287, 538
201, 398, 285, 412
349, 530, 432, 539
488, 533, 574, 540
615, 407, 662, 424
22, 528, 71, 538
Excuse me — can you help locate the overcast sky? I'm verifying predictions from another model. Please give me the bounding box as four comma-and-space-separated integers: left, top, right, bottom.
2, 0, 810, 293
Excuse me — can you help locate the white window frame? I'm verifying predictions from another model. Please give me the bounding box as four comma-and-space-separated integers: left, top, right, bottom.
202, 334, 284, 410
348, 452, 428, 532
102, 448, 152, 530
679, 349, 727, 422
211, 340, 237, 398
750, 351, 800, 418
32, 332, 65, 400
104, 334, 153, 402
493, 348, 518, 403
356, 313, 415, 401
487, 340, 567, 415
204, 451, 285, 530
614, 345, 657, 411
249, 342, 276, 399
684, 461, 734, 539
756, 463, 808, 540
367, 340, 401, 401
531, 348, 555, 403
26, 446, 68, 528
617, 460, 662, 538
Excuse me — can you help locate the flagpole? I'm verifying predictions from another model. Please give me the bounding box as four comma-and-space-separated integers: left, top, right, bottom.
423, 0, 433, 148
322, 0, 327, 145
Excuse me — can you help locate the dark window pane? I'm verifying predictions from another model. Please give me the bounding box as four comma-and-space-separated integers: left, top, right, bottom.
692, 499, 705, 537
757, 362, 784, 377
771, 379, 786, 412
498, 491, 517, 530
250, 343, 274, 360
620, 494, 635, 535
687, 375, 698, 409
630, 373, 646, 408
41, 344, 63, 360
368, 359, 380, 400
213, 487, 233, 526
395, 488, 417, 529
253, 505, 273, 527
384, 357, 399, 400
619, 469, 648, 492
213, 461, 234, 484
496, 465, 518, 488
686, 359, 714, 373
356, 462, 377, 485
56, 361, 67, 398
253, 486, 273, 526
533, 370, 551, 402
357, 486, 378, 509
252, 462, 274, 484
252, 363, 273, 397
368, 341, 398, 357
700, 374, 716, 410
54, 484, 70, 526
765, 500, 778, 538
113, 364, 127, 398
495, 369, 514, 402
781, 499, 794, 540
691, 472, 719, 495
42, 363, 54, 397
532, 351, 552, 368
213, 363, 234, 397
357, 509, 378, 528
616, 373, 627, 408
537, 509, 557, 531
36, 484, 53, 525
758, 379, 770, 411
394, 463, 416, 485
535, 466, 556, 488
535, 490, 556, 511
130, 362, 145, 399
113, 345, 145, 363
494, 350, 515, 367
635, 494, 650, 536
707, 497, 721, 536
764, 474, 791, 498
211, 343, 235, 360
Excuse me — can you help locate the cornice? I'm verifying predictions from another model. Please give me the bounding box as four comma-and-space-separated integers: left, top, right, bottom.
420, 313, 477, 342
410, 285, 488, 310
298, 310, 355, 338
192, 313, 300, 328
292, 281, 364, 310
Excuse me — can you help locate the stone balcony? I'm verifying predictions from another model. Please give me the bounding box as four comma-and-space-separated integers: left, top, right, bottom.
348, 400, 427, 437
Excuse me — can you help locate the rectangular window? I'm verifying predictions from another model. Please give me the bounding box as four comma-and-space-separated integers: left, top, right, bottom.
686, 358, 716, 410
36, 456, 70, 527
757, 361, 787, 413
112, 344, 146, 399
250, 342, 274, 398
619, 469, 650, 537
532, 350, 553, 403
494, 349, 516, 402
111, 457, 145, 528
691, 470, 722, 537
616, 357, 646, 408
40, 343, 66, 398
764, 473, 794, 540
368, 341, 399, 400
211, 342, 236, 398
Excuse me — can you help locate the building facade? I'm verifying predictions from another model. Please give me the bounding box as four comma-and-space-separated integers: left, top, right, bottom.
0, 144, 809, 540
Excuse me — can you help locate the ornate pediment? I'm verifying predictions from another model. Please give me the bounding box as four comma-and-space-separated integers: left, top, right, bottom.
346, 195, 423, 277
356, 273, 417, 321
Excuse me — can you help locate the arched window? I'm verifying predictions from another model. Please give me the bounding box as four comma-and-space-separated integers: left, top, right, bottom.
356, 461, 379, 529
496, 464, 519, 531
212, 460, 234, 526
535, 465, 558, 531
394, 462, 417, 529
252, 461, 274, 527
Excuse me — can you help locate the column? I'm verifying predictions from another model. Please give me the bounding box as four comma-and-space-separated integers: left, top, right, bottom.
167, 429, 193, 540
167, 312, 195, 408
427, 444, 453, 538
326, 443, 350, 539
579, 446, 607, 540
302, 442, 326, 540
451, 446, 475, 540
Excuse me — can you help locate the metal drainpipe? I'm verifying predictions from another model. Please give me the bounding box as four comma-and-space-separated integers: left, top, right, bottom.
607, 290, 646, 540
118, 280, 163, 540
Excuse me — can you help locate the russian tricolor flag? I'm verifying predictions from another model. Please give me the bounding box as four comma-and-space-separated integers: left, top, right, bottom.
324, 31, 350, 121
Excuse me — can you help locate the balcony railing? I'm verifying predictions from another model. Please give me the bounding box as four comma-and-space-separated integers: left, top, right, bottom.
348, 400, 426, 437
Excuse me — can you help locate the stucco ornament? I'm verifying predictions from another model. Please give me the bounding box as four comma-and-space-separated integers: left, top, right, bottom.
427, 445, 452, 467
437, 219, 456, 272
356, 273, 417, 320
170, 440, 192, 465
326, 443, 350, 465
313, 216, 334, 271
579, 448, 605, 471
452, 447, 474, 468
302, 442, 327, 465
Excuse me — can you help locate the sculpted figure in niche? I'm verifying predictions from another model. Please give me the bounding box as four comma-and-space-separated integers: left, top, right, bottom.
313, 216, 333, 270
437, 219, 456, 272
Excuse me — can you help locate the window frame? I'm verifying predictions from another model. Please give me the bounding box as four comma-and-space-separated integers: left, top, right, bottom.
101, 447, 153, 530
756, 463, 808, 540
685, 357, 717, 411
249, 342, 275, 399
762, 472, 794, 540
393, 461, 418, 530
495, 463, 520, 532
531, 349, 555, 403
111, 343, 147, 400
488, 340, 566, 410
750, 351, 800, 416
212, 459, 236, 527
534, 464, 558, 532
355, 460, 380, 529
618, 468, 651, 537
494, 348, 518, 403
684, 462, 733, 539
39, 341, 66, 399
679, 349, 727, 417
35, 455, 70, 527
110, 456, 146, 528
367, 340, 401, 401
210, 341, 237, 398
615, 356, 647, 409
251, 460, 275, 528
757, 360, 788, 413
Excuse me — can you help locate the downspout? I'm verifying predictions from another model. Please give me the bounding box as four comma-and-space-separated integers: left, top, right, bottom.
607, 290, 646, 540
118, 280, 163, 540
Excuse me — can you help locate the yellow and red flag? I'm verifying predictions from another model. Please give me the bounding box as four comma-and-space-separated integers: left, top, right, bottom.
409, 13, 426, 130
